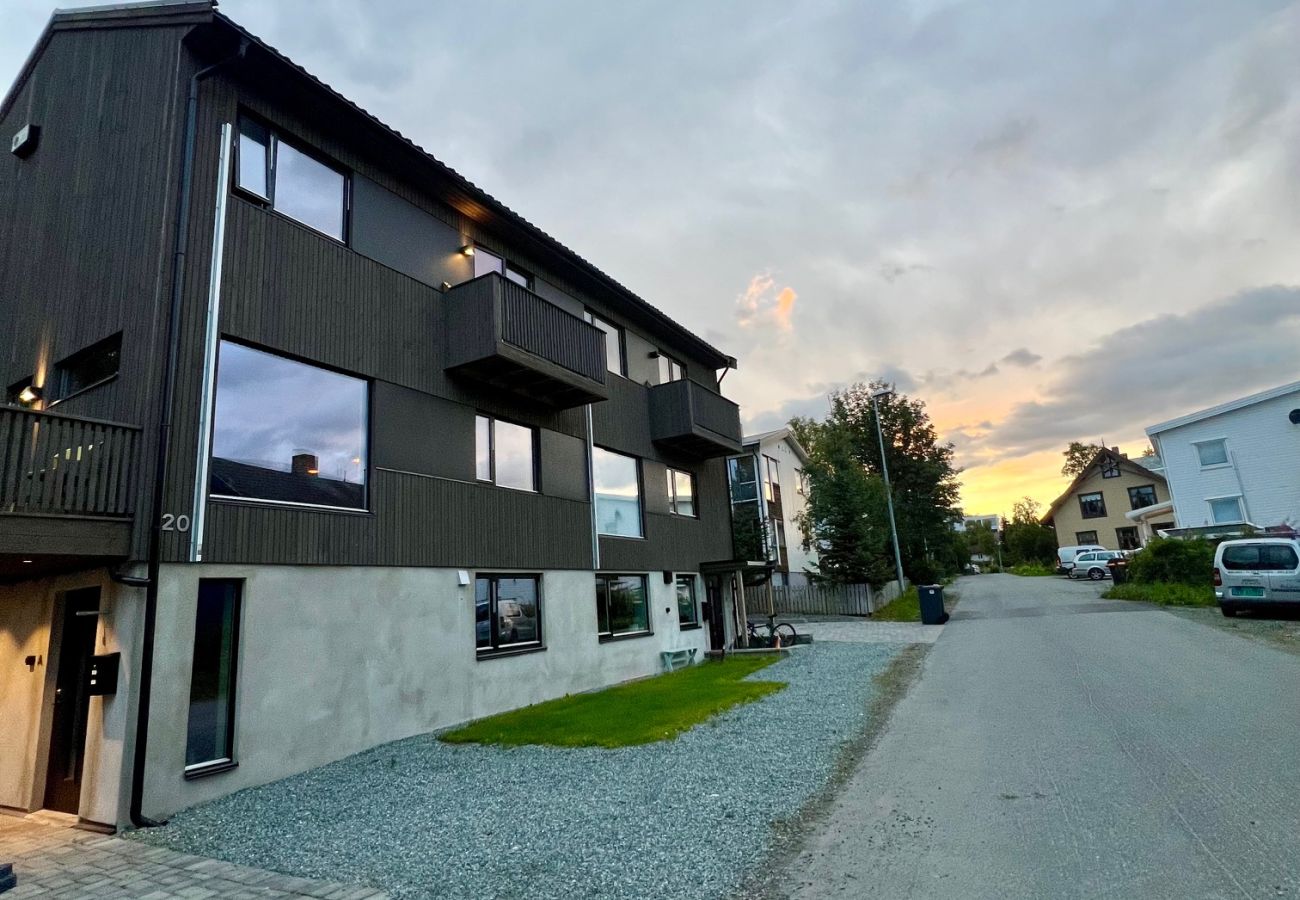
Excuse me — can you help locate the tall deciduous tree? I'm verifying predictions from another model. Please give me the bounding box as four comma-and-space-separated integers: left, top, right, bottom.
1061, 441, 1104, 478
1004, 495, 1058, 564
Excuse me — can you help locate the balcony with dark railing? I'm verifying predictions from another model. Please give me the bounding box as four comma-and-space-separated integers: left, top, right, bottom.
444, 273, 609, 409
648, 378, 743, 458
0, 405, 142, 579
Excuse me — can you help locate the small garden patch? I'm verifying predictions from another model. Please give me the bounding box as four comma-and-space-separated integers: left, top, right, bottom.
872, 586, 921, 622
1009, 563, 1056, 577
440, 655, 784, 748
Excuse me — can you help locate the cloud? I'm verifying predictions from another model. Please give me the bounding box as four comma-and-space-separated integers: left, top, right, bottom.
735, 273, 797, 333
1000, 348, 1042, 368
983, 285, 1300, 458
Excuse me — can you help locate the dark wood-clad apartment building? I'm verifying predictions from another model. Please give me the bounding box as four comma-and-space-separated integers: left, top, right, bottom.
0, 1, 747, 828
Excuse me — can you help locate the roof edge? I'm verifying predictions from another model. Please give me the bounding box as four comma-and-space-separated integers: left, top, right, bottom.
1146, 379, 1300, 436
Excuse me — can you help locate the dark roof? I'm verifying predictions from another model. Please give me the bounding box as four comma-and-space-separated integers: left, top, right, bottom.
209, 457, 365, 509
4, 0, 735, 371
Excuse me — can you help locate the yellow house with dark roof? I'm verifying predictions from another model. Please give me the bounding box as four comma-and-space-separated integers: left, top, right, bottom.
1043, 448, 1170, 550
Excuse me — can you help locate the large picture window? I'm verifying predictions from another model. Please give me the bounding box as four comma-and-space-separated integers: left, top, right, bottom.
186, 580, 241, 771
475, 575, 542, 654
237, 117, 347, 241
666, 467, 696, 517
676, 575, 699, 628
593, 447, 642, 537
476, 415, 536, 492
209, 341, 368, 510
596, 574, 650, 638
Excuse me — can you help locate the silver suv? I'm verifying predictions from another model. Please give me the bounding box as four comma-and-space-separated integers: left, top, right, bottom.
1214, 538, 1300, 617
1069, 550, 1125, 580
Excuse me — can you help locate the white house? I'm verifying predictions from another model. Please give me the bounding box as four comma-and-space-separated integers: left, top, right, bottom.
1145, 380, 1300, 537
728, 429, 817, 587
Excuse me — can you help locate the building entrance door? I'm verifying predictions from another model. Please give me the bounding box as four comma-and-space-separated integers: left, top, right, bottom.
43, 586, 100, 814
704, 576, 726, 650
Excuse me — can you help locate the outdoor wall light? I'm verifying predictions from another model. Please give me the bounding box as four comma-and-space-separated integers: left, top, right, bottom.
17, 384, 41, 406
460, 243, 475, 257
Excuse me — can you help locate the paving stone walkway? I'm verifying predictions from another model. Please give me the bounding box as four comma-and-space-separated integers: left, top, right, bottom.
0, 815, 387, 899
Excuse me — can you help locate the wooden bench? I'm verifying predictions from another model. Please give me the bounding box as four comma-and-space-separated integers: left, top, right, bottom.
660, 648, 698, 672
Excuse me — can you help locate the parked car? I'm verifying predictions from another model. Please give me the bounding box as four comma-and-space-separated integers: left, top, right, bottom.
1056, 544, 1106, 576
1068, 550, 1126, 580
1214, 538, 1300, 617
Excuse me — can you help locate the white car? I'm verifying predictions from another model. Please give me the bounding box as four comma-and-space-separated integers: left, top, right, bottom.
1056, 544, 1106, 576
1214, 538, 1300, 617
1068, 550, 1125, 580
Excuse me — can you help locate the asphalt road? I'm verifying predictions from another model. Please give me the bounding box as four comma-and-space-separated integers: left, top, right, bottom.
781, 574, 1300, 900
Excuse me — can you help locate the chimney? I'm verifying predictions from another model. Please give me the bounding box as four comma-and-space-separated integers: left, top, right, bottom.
292, 452, 319, 476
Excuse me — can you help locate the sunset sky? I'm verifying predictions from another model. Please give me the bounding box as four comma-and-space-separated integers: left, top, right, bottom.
6, 1, 1299, 519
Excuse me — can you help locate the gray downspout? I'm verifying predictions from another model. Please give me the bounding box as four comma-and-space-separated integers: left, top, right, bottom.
130, 39, 247, 830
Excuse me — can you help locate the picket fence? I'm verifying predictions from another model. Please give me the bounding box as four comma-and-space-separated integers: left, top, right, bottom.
770, 579, 908, 617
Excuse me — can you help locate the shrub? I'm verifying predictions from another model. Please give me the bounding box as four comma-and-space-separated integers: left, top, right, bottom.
1127, 538, 1215, 586
907, 559, 940, 586
1009, 563, 1055, 577
1104, 582, 1216, 607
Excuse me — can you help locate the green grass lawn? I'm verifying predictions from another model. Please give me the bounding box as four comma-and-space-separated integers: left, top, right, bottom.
872, 586, 921, 622
1103, 581, 1217, 607
440, 655, 785, 748
1009, 563, 1056, 577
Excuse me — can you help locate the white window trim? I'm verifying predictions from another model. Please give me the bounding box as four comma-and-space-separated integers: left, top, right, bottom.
1205, 494, 1245, 525
1191, 437, 1232, 470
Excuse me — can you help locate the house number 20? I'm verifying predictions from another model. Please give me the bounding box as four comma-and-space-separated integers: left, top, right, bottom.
161, 513, 191, 532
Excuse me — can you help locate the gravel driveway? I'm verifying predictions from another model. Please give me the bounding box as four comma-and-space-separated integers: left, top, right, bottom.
129, 641, 902, 899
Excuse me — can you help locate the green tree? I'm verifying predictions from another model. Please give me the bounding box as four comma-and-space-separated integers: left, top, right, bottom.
1062, 441, 1104, 478
797, 380, 961, 582
1003, 497, 1057, 565
967, 521, 1001, 567
796, 422, 895, 585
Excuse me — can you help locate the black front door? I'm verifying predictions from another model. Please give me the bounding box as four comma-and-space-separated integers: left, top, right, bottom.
704, 576, 727, 650
44, 587, 100, 814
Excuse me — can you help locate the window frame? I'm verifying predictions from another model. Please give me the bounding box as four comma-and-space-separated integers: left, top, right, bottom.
1078, 491, 1107, 519
763, 455, 781, 504
475, 414, 538, 493
675, 574, 700, 629
1115, 526, 1140, 551
233, 113, 351, 245
1099, 458, 1121, 478
208, 338, 371, 513
1207, 495, 1245, 525
47, 332, 123, 406
1193, 438, 1230, 469
584, 310, 626, 378
1127, 484, 1158, 511
656, 351, 685, 384
475, 573, 544, 657
184, 578, 242, 778
1075, 530, 1099, 545
592, 446, 644, 538
666, 466, 698, 518
595, 572, 653, 640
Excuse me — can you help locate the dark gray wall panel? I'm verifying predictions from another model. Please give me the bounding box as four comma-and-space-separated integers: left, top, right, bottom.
202, 469, 593, 569
539, 429, 588, 502
597, 457, 731, 572
532, 278, 584, 318
624, 330, 659, 386
351, 174, 465, 289
372, 382, 474, 481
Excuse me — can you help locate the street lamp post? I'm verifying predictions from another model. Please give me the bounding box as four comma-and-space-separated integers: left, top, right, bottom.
871, 387, 907, 590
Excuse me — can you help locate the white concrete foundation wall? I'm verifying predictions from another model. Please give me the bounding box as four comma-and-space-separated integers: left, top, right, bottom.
0, 569, 140, 827
144, 564, 711, 820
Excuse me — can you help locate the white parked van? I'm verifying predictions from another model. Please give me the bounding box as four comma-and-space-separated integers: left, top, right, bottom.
1055, 544, 1106, 576
1213, 538, 1300, 617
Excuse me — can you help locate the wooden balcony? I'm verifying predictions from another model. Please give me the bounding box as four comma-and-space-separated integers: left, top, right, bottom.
444, 273, 609, 409
648, 379, 743, 458
0, 405, 142, 580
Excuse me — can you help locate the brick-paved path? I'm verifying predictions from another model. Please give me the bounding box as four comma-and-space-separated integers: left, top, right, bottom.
0, 815, 388, 899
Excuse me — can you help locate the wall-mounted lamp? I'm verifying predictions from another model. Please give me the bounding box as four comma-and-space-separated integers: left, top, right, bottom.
460, 243, 475, 257
17, 384, 41, 406
440, 281, 452, 291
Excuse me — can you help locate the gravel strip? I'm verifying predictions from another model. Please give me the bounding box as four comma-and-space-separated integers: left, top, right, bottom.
129, 642, 901, 899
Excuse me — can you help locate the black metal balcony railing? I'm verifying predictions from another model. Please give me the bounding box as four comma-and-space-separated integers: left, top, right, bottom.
444, 274, 609, 408
0, 405, 141, 518
648, 379, 743, 458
